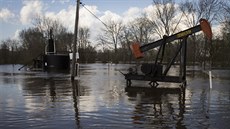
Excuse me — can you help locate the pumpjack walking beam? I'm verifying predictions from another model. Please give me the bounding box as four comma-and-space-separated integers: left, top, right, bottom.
130, 19, 212, 59
125, 19, 212, 87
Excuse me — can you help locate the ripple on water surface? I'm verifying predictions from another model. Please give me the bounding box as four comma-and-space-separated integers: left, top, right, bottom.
0, 64, 230, 129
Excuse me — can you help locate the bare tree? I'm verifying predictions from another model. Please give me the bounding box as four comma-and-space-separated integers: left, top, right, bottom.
55, 32, 73, 52
128, 15, 154, 44
222, 0, 230, 17
5, 39, 19, 64
99, 20, 124, 63
78, 27, 90, 49
32, 15, 72, 52
180, 0, 222, 24
101, 20, 124, 53
96, 34, 111, 52
221, 0, 230, 36
150, 0, 178, 38
180, 0, 223, 68
78, 27, 92, 63
32, 15, 67, 38
147, 0, 180, 63
180, 1, 199, 66
197, 0, 222, 69
19, 27, 45, 63
0, 41, 10, 64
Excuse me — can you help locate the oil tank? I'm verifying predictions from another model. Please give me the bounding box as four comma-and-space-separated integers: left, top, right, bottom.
43, 54, 70, 72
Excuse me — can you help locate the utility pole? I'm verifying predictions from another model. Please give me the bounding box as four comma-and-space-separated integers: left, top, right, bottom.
71, 0, 80, 80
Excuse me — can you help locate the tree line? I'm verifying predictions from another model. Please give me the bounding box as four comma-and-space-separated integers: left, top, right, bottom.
0, 0, 229, 67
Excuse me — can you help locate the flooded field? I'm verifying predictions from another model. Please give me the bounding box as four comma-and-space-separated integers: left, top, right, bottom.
0, 64, 230, 129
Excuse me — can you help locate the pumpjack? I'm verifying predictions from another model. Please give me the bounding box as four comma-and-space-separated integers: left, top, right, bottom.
124, 19, 212, 87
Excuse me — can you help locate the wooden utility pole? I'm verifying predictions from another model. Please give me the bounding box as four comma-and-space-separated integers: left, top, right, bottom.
71, 0, 80, 80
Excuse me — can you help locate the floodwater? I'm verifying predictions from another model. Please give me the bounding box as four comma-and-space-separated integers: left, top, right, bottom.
0, 64, 229, 129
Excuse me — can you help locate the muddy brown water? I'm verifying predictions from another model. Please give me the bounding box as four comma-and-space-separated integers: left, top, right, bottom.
0, 64, 229, 129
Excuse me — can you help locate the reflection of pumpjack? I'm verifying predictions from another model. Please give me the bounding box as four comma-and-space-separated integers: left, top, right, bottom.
127, 88, 186, 127
125, 19, 212, 87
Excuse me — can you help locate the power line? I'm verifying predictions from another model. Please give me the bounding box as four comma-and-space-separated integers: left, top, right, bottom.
80, 2, 108, 28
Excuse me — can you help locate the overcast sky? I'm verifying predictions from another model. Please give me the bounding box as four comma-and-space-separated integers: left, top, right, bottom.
1, 0, 221, 43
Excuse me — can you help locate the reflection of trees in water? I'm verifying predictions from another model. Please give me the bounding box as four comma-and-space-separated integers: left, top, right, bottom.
127, 88, 186, 128
22, 78, 47, 95
184, 86, 211, 128
22, 77, 89, 128
22, 77, 89, 100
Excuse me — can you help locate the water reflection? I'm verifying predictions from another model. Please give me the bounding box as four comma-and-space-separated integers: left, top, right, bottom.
71, 80, 81, 128
126, 87, 186, 128
0, 64, 230, 129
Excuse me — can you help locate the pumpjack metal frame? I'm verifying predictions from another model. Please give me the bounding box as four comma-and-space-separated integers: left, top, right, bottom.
124, 19, 212, 87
